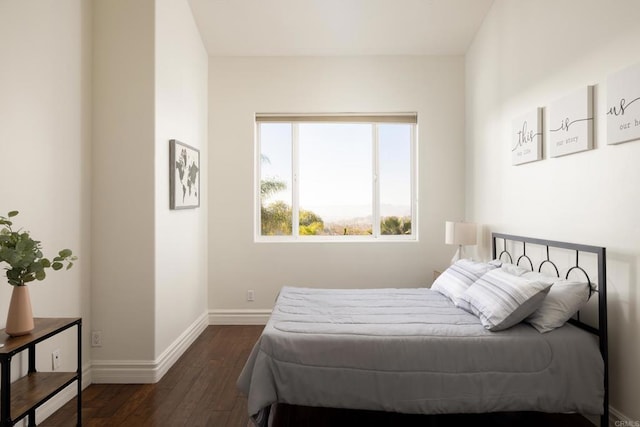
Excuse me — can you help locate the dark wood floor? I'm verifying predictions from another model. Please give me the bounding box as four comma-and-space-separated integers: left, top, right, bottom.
42, 325, 597, 427
41, 325, 261, 427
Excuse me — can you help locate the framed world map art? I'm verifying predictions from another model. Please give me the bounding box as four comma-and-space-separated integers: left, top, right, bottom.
170, 139, 200, 209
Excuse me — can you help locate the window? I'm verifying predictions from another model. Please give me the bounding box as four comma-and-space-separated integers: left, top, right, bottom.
256, 114, 417, 241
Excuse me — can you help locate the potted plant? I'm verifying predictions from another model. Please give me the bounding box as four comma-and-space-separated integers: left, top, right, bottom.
0, 211, 76, 336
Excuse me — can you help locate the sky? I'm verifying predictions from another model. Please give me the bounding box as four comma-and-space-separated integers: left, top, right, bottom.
260, 122, 412, 222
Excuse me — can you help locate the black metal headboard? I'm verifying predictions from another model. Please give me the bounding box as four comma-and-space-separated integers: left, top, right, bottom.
491, 233, 608, 426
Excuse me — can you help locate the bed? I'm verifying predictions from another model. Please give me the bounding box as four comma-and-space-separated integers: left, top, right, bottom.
237, 233, 609, 427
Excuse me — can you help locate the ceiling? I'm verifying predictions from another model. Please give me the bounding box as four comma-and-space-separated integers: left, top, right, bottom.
187, 0, 494, 56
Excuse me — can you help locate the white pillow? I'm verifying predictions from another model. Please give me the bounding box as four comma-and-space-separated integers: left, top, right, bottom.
499, 262, 530, 276
522, 271, 591, 333
431, 259, 497, 305
458, 269, 552, 331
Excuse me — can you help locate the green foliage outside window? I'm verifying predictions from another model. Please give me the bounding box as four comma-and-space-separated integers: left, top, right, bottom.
381, 216, 411, 235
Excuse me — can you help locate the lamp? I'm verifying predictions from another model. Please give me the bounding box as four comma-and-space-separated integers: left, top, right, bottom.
445, 221, 477, 264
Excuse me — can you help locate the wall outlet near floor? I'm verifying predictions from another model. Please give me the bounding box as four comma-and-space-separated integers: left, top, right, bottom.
247, 290, 255, 302
52, 349, 61, 371
91, 330, 103, 347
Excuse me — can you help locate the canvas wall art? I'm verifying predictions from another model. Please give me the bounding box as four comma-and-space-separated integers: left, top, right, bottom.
607, 62, 640, 145
548, 86, 593, 157
511, 108, 543, 165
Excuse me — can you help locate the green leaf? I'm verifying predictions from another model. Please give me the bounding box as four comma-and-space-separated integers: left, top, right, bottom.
8, 211, 18, 218
52, 262, 63, 271
27, 261, 42, 273
59, 249, 72, 258
16, 239, 28, 252
35, 270, 46, 281
41, 258, 51, 268
66, 262, 74, 270
7, 269, 20, 280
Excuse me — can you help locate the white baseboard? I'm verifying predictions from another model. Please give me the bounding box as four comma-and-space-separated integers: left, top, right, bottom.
609, 406, 638, 426
37, 363, 92, 423
208, 309, 271, 325
36, 383, 77, 423
154, 312, 209, 381
91, 311, 208, 384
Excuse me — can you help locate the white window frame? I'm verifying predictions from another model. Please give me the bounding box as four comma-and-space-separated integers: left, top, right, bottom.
255, 113, 418, 242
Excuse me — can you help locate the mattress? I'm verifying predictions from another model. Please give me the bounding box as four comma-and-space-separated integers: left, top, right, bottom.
237, 286, 604, 424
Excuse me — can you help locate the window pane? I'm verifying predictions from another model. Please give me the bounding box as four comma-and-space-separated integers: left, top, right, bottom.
379, 124, 412, 235
260, 123, 292, 235
298, 123, 372, 235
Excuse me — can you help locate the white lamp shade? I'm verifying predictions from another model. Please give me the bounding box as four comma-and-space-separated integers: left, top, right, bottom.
445, 221, 477, 246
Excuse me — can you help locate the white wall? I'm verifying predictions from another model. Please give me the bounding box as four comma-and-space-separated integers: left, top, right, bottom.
155, 0, 209, 357
466, 0, 640, 420
0, 0, 92, 417
92, 0, 156, 362
92, 0, 209, 382
1, 0, 206, 400
208, 56, 466, 317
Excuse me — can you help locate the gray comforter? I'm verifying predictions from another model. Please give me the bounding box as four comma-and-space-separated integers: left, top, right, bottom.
237, 287, 604, 424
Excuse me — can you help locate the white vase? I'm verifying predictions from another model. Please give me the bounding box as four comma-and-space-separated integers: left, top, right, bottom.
5, 285, 34, 336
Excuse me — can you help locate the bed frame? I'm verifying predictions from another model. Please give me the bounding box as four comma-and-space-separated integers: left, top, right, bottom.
491, 233, 608, 427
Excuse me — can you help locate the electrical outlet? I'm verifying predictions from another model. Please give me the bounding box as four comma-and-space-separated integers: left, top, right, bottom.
91, 331, 102, 347
247, 290, 255, 302
52, 349, 61, 371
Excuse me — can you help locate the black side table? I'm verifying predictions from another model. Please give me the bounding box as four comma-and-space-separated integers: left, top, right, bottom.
0, 318, 81, 426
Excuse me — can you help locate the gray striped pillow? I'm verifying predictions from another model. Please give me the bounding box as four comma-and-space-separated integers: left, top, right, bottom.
431, 259, 497, 305
458, 269, 552, 331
